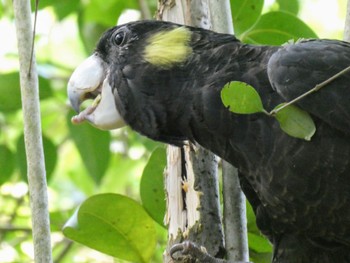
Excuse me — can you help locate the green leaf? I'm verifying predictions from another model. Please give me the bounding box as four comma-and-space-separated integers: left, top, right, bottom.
32, 0, 80, 20
231, 0, 264, 36
83, 0, 138, 27
0, 72, 53, 112
16, 134, 57, 182
241, 11, 317, 45
0, 145, 15, 185
248, 232, 273, 253
277, 0, 299, 15
274, 104, 316, 141
67, 111, 111, 184
63, 194, 156, 263
246, 202, 260, 235
221, 81, 264, 114
51, 0, 80, 20
140, 147, 166, 227
78, 19, 109, 54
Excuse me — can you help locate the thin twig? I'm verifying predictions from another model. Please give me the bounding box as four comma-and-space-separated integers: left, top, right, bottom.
0, 226, 32, 232
54, 240, 74, 263
28, 0, 39, 77
270, 65, 350, 115
13, 0, 53, 262
0, 196, 25, 242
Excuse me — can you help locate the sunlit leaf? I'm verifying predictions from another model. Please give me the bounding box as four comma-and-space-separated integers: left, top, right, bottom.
0, 72, 53, 112
63, 194, 156, 263
274, 104, 316, 141
50, 209, 75, 232
140, 147, 166, 227
67, 111, 111, 184
231, 0, 264, 36
221, 81, 264, 114
241, 11, 317, 45
248, 232, 273, 253
0, 145, 15, 185
16, 134, 57, 182
277, 0, 299, 15
246, 202, 260, 235
83, 0, 138, 27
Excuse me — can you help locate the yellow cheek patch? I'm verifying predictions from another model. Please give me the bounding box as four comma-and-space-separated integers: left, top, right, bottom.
144, 27, 192, 69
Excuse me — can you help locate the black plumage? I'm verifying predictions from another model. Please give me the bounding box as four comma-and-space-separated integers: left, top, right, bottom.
68, 20, 350, 262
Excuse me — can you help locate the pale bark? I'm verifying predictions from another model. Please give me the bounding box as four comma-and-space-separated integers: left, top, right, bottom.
13, 1, 52, 262
161, 0, 248, 262
211, 0, 249, 261
160, 0, 225, 261
222, 162, 249, 262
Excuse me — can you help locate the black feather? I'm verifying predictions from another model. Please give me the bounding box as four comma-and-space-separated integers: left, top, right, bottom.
95, 20, 350, 262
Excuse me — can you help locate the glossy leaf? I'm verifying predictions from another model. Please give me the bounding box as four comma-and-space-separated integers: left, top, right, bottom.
67, 111, 111, 184
140, 147, 166, 227
16, 134, 57, 182
0, 72, 53, 112
231, 0, 264, 36
275, 104, 316, 141
241, 11, 317, 45
63, 194, 156, 263
221, 81, 264, 114
0, 145, 15, 185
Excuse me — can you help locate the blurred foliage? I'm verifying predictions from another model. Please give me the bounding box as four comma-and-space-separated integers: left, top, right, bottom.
0, 0, 344, 262
63, 194, 157, 263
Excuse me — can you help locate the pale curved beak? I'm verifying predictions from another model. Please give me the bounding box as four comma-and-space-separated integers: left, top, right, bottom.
67, 54, 125, 130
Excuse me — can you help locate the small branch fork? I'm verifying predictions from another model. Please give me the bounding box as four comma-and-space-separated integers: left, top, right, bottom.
269, 65, 350, 116
28, 0, 39, 76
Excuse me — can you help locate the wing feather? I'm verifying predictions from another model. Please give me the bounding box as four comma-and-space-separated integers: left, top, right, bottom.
267, 39, 350, 135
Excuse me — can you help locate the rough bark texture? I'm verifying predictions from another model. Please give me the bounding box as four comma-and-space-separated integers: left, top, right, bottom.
222, 162, 249, 262
13, 1, 53, 262
213, 1, 250, 261
160, 0, 225, 262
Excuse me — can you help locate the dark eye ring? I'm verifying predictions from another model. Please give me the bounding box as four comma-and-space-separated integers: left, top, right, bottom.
113, 31, 125, 46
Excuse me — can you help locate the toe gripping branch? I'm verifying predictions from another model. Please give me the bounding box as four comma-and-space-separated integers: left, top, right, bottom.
170, 241, 252, 263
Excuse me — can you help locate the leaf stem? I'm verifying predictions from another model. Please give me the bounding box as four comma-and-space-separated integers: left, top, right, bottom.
270, 65, 350, 116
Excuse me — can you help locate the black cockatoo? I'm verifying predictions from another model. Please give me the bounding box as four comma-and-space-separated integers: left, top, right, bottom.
67, 20, 350, 262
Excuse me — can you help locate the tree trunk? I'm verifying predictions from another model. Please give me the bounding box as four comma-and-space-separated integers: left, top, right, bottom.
13, 1, 52, 262
160, 1, 224, 261
159, 0, 248, 262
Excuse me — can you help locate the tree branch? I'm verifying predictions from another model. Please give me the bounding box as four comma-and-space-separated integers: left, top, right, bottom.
161, 1, 225, 262
209, 0, 249, 261
13, 1, 53, 262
